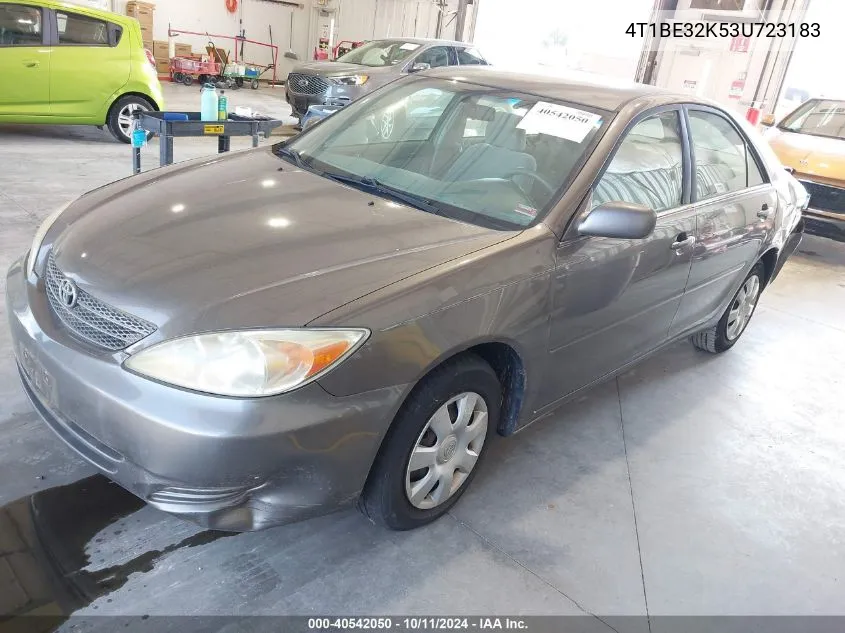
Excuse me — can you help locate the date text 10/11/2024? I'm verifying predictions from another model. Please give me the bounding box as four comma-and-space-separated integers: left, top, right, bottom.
625, 21, 820, 38
307, 618, 529, 630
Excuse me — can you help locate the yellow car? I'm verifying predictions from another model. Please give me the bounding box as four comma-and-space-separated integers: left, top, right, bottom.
766, 98, 845, 241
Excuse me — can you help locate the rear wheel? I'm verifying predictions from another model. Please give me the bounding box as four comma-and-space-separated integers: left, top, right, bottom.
106, 95, 154, 143
251, 79, 260, 90
691, 262, 765, 353
182, 75, 194, 86
359, 354, 500, 530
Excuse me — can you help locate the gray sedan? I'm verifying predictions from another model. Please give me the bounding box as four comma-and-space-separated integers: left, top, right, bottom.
286, 37, 487, 122
6, 67, 806, 532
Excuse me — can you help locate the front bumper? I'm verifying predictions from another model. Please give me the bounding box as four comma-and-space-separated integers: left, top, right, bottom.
6, 258, 405, 531
798, 179, 845, 242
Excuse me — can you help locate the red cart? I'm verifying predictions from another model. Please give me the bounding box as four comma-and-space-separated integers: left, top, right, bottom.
170, 56, 222, 86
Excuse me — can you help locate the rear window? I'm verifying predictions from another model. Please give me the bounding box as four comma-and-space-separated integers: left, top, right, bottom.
57, 10, 109, 46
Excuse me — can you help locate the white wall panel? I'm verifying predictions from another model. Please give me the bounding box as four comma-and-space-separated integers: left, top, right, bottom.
110, 0, 459, 79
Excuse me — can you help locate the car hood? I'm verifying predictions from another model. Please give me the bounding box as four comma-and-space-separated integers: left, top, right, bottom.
767, 128, 845, 187
51, 149, 512, 341
292, 61, 399, 78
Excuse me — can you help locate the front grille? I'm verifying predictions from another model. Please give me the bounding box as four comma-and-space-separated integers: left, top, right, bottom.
287, 72, 330, 96
45, 253, 156, 351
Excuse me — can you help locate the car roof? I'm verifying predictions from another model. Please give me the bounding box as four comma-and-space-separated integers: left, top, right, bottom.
424, 66, 687, 112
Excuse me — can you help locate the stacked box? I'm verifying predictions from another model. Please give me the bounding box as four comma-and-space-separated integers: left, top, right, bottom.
153, 40, 169, 60
126, 1, 154, 51
175, 43, 192, 57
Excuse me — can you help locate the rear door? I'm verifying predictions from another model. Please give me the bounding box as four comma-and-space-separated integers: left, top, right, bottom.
669, 106, 776, 335
0, 2, 50, 116
543, 107, 698, 404
47, 7, 129, 119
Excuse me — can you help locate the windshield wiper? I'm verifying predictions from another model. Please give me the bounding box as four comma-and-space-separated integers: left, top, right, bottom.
276, 146, 309, 170
323, 173, 442, 215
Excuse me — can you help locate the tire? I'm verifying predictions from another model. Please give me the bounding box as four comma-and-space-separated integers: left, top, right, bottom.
251, 79, 260, 90
182, 75, 193, 86
359, 354, 501, 530
235, 77, 244, 88
691, 262, 765, 354
106, 95, 154, 144
173, 71, 184, 83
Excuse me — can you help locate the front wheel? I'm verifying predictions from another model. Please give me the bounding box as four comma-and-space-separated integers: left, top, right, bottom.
359, 354, 501, 530
691, 262, 765, 353
106, 95, 154, 143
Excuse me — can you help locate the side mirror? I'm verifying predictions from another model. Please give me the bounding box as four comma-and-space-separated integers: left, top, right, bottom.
578, 202, 657, 240
409, 62, 431, 73
761, 113, 776, 127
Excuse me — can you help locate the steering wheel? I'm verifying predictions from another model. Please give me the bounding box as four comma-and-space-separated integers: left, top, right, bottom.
460, 170, 558, 202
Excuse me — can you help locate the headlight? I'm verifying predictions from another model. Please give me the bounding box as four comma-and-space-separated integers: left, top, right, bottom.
27, 202, 71, 278
124, 328, 369, 397
333, 75, 369, 86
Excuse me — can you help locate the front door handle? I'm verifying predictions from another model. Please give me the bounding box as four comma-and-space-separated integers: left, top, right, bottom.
671, 234, 695, 250
757, 202, 772, 220
24, 60, 40, 68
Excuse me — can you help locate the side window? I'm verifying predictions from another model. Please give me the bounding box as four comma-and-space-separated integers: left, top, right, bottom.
592, 111, 684, 213
56, 10, 109, 46
747, 148, 765, 187
688, 110, 754, 200
414, 46, 451, 69
0, 4, 42, 46
457, 47, 486, 65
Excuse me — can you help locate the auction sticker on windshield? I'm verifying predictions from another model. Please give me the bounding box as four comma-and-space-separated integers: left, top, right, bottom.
400, 42, 421, 50
517, 102, 602, 142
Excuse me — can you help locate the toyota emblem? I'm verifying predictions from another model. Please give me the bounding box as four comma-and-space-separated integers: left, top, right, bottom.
58, 278, 78, 308
298, 78, 309, 88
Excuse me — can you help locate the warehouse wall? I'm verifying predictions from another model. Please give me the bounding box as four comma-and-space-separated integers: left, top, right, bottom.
109, 0, 460, 80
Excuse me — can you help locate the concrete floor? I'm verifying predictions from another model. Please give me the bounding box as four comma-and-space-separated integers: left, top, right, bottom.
2, 82, 845, 630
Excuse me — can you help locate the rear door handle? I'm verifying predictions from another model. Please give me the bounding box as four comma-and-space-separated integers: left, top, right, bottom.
671, 234, 695, 250
24, 60, 40, 68
757, 202, 773, 220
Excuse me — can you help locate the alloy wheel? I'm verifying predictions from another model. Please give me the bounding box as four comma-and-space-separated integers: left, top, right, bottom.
405, 392, 488, 510
117, 102, 149, 139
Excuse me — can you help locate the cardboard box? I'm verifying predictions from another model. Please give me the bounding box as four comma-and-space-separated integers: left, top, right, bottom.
126, 1, 154, 22
175, 43, 192, 57
139, 23, 153, 42
153, 40, 169, 60
143, 39, 153, 52
155, 59, 170, 75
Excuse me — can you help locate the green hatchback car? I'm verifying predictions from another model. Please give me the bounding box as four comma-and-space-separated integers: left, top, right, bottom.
0, 0, 163, 142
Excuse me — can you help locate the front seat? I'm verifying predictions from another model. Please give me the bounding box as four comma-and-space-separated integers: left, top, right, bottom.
443, 112, 537, 189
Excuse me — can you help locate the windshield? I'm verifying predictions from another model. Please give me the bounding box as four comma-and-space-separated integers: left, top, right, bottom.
780, 99, 845, 140
276, 78, 607, 230
335, 40, 422, 67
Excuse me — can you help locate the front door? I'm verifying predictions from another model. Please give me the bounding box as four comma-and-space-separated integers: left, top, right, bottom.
543, 108, 697, 406
0, 3, 50, 116
669, 106, 777, 335
48, 7, 129, 119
